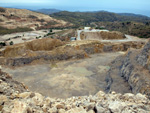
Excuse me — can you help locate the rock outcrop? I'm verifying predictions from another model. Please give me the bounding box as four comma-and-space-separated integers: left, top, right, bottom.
0, 68, 150, 113
80, 31, 126, 40
0, 39, 145, 66
106, 39, 150, 98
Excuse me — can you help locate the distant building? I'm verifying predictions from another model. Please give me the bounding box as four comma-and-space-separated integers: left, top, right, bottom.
84, 27, 91, 30
70, 37, 76, 41
100, 26, 106, 29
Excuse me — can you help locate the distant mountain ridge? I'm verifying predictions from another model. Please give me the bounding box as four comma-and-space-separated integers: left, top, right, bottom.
118, 13, 150, 18
35, 9, 62, 14
50, 11, 150, 26
50, 11, 150, 38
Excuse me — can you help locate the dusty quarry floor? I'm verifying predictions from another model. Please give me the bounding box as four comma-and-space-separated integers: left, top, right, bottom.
2, 52, 131, 98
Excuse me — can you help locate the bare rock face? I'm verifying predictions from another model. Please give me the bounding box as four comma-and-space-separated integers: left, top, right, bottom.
106, 39, 150, 98
136, 39, 150, 69
80, 31, 126, 40
0, 69, 27, 96
0, 39, 145, 66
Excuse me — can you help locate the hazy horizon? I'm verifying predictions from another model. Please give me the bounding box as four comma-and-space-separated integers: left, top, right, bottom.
0, 0, 150, 17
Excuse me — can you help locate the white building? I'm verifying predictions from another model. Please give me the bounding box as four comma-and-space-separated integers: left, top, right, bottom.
84, 27, 91, 30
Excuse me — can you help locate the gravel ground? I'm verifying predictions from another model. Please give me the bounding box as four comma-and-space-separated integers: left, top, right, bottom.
2, 52, 131, 98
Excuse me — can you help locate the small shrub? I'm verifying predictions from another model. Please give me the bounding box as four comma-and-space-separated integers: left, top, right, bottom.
47, 32, 55, 36
0, 8, 6, 12
0, 26, 32, 35
0, 42, 6, 46
50, 29, 53, 33
28, 15, 38, 19
9, 41, 14, 45
36, 36, 42, 39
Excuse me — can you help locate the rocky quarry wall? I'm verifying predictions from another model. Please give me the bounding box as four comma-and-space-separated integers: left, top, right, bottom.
80, 31, 126, 40
106, 39, 150, 99
0, 38, 145, 66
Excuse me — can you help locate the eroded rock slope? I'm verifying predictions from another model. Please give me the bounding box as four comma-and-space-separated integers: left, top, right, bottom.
0, 38, 145, 66
106, 39, 150, 98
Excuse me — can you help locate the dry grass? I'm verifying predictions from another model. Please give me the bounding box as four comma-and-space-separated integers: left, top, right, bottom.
25, 38, 65, 51
3, 44, 26, 57
3, 38, 65, 57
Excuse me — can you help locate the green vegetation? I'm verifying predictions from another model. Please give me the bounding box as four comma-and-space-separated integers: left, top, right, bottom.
9, 41, 14, 45
51, 11, 150, 38
0, 7, 6, 12
97, 22, 150, 38
51, 11, 150, 26
49, 29, 53, 32
36, 36, 42, 39
0, 27, 33, 35
0, 42, 6, 48
44, 32, 55, 37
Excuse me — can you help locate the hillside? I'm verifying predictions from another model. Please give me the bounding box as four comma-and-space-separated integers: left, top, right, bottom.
0, 7, 72, 35
51, 11, 150, 38
51, 11, 150, 26
97, 21, 150, 38
118, 13, 150, 18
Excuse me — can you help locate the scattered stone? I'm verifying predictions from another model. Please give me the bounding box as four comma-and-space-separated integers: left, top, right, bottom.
58, 109, 66, 113
95, 104, 106, 113
56, 103, 65, 109
108, 101, 126, 112
11, 101, 28, 113
0, 95, 8, 105
48, 107, 58, 113
18, 92, 31, 98
32, 93, 44, 106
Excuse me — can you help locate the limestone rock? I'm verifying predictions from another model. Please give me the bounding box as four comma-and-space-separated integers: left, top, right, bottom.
0, 95, 8, 105
56, 103, 65, 109
95, 104, 107, 113
48, 107, 58, 113
32, 93, 44, 106
18, 92, 31, 99
58, 109, 66, 113
11, 101, 28, 113
108, 101, 126, 112
67, 107, 87, 113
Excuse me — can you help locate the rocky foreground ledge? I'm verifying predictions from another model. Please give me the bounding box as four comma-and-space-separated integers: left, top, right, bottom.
0, 69, 150, 113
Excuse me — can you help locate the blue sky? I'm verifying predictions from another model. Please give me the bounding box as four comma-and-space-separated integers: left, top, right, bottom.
0, 0, 150, 16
